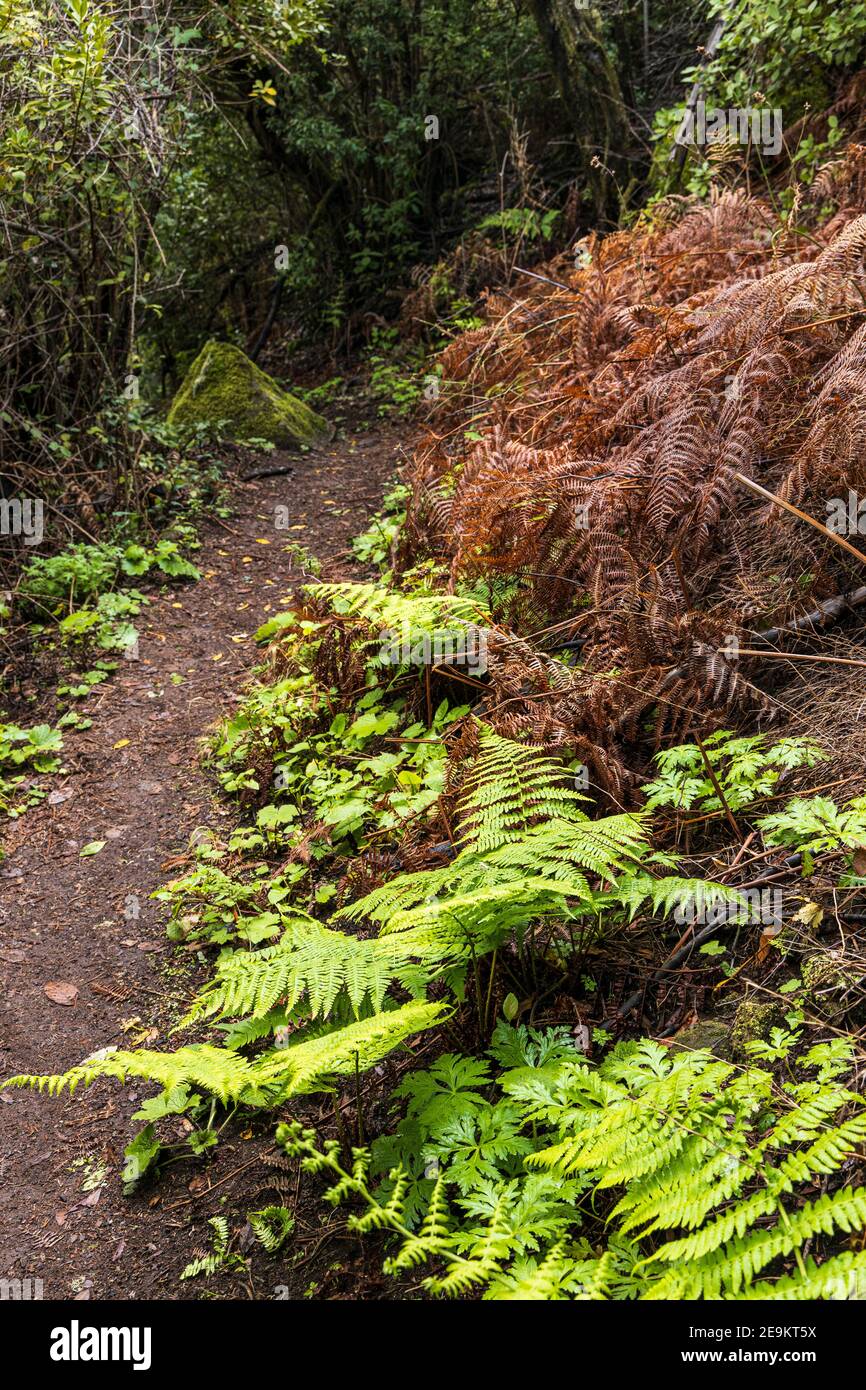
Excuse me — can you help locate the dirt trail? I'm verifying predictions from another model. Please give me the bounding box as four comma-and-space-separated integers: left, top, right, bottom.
0, 430, 400, 1300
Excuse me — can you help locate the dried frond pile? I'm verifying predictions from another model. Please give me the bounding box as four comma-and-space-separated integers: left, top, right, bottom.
401, 165, 866, 796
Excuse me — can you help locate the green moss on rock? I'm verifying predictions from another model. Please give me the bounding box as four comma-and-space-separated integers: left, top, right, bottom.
730, 999, 786, 1060
167, 341, 332, 448
670, 1019, 731, 1058
802, 951, 861, 1019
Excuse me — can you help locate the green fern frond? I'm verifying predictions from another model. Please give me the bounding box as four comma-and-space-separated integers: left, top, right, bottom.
456, 725, 589, 851
383, 1173, 453, 1273
484, 1242, 578, 1301
183, 917, 455, 1027
248, 1205, 294, 1252
743, 1250, 866, 1300
304, 581, 489, 670
4, 1000, 448, 1107
252, 1000, 450, 1099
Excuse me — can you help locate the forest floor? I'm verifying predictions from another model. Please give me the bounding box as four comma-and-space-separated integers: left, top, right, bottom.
0, 425, 403, 1301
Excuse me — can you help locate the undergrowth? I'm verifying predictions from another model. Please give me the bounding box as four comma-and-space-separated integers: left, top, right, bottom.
10, 568, 866, 1301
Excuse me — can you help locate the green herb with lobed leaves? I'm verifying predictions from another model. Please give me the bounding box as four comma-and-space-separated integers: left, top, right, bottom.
280, 1025, 866, 1301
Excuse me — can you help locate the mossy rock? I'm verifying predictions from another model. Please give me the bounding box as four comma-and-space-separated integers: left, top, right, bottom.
802, 951, 862, 1019
167, 341, 332, 448
730, 999, 786, 1061
669, 1018, 732, 1059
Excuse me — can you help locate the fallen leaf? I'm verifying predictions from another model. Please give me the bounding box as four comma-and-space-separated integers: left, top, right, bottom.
795, 901, 823, 930
113, 739, 130, 750
80, 841, 105, 857
44, 981, 79, 1006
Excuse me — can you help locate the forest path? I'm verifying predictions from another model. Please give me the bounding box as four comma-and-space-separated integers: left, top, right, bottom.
0, 428, 400, 1300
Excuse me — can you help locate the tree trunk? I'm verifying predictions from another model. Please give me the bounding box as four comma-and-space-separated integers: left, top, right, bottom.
528, 0, 632, 222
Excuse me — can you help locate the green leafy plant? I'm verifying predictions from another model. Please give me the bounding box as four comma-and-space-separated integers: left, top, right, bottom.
0, 721, 64, 816
4, 1000, 450, 1107
366, 327, 427, 417
642, 731, 825, 815
248, 1206, 295, 1253
351, 481, 409, 567
21, 540, 198, 609
280, 1027, 866, 1300
180, 1217, 245, 1281
759, 795, 866, 855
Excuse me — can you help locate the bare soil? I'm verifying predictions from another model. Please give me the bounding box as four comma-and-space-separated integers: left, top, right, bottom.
0, 428, 401, 1301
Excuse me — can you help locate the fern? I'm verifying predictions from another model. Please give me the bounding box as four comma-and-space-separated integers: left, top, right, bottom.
758, 794, 866, 856
286, 1025, 866, 1301
180, 1217, 244, 1280
528, 1039, 866, 1300
181, 917, 457, 1028
248, 1205, 295, 1253
342, 729, 733, 943
4, 1000, 448, 1107
304, 581, 489, 672
455, 724, 590, 850
304, 580, 487, 632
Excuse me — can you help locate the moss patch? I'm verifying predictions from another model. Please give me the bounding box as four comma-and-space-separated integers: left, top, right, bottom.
669, 1018, 731, 1058
803, 951, 862, 1019
167, 341, 332, 448
730, 999, 785, 1060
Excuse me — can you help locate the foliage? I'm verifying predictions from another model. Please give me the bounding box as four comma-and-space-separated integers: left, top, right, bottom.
180, 1217, 245, 1281
649, 0, 866, 190
22, 541, 199, 608
248, 1206, 295, 1254
403, 190, 866, 797
351, 481, 410, 568
642, 731, 826, 814
5, 712, 730, 1161
758, 795, 866, 875
240, 0, 566, 328
4, 1000, 450, 1107
0, 720, 64, 816
281, 1027, 866, 1300
456, 723, 590, 851
688, 0, 866, 115
366, 329, 428, 418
